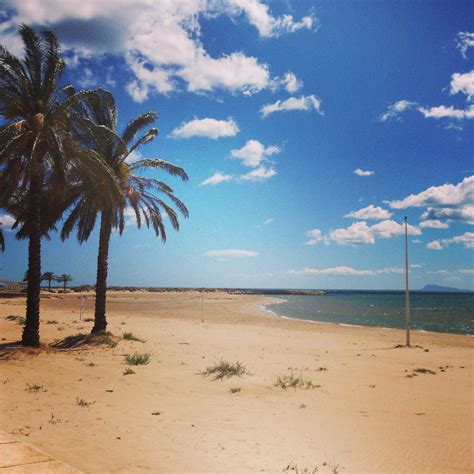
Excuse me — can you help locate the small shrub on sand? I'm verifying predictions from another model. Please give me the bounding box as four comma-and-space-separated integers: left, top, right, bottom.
122, 332, 145, 343
229, 387, 241, 393
200, 360, 248, 380
26, 384, 47, 393
76, 397, 94, 407
123, 367, 136, 375
283, 461, 318, 473
125, 352, 151, 366
414, 368, 436, 375
275, 372, 319, 390
46, 320, 58, 324
83, 318, 94, 322
6, 315, 26, 326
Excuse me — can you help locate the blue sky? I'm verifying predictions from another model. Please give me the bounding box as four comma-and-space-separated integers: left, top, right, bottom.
1, 0, 473, 290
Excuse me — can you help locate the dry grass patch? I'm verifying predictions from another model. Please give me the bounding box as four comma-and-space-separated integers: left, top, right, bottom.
200, 360, 249, 380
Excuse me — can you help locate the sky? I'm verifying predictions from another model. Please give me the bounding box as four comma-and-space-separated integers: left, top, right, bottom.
0, 0, 473, 290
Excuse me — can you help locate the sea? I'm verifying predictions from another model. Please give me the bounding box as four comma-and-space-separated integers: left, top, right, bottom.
261, 291, 474, 336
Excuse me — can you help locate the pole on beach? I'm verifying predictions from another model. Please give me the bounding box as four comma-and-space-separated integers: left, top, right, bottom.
404, 217, 411, 347
201, 288, 204, 323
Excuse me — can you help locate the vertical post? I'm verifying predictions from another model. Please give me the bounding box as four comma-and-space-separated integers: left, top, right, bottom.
404, 217, 411, 347
201, 288, 204, 323
80, 293, 84, 321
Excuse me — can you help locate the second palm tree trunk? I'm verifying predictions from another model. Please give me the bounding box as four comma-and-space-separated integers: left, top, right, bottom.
92, 213, 111, 334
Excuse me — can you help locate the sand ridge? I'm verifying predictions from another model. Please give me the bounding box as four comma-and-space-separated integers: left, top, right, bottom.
0, 291, 473, 473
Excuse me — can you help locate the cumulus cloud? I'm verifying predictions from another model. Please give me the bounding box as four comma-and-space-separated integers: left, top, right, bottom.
427, 232, 474, 250
305, 229, 327, 245
0, 214, 15, 230
272, 72, 303, 93
345, 205, 392, 220
419, 219, 450, 229
239, 166, 277, 182
260, 95, 323, 117
456, 32, 474, 59
421, 205, 474, 225
450, 70, 474, 99
263, 218, 274, 225
170, 118, 239, 140
426, 240, 443, 250
288, 266, 403, 276
0, 0, 316, 101
418, 104, 474, 120
329, 220, 421, 246
230, 140, 280, 167
203, 249, 259, 258
378, 100, 417, 122
200, 172, 233, 186
353, 168, 374, 177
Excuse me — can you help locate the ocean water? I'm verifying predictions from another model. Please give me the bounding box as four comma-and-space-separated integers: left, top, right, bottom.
263, 292, 474, 335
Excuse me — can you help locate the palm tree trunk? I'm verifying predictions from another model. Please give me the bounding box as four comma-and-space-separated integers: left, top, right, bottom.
22, 165, 42, 347
92, 213, 111, 334
63, 280, 66, 291
48, 279, 51, 292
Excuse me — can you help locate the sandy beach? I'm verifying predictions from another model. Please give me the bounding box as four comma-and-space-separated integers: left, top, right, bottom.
0, 291, 472, 473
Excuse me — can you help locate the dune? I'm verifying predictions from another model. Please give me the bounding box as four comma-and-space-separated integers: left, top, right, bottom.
0, 291, 472, 473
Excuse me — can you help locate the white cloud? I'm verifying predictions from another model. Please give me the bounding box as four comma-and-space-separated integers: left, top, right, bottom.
459, 269, 474, 274
260, 95, 323, 118
239, 166, 277, 182
428, 270, 448, 274
443, 232, 474, 249
329, 220, 421, 246
77, 67, 97, 88
203, 249, 258, 258
230, 140, 280, 167
263, 218, 274, 225
170, 118, 239, 140
353, 168, 374, 177
456, 32, 474, 59
419, 219, 449, 229
274, 72, 303, 93
421, 205, 474, 225
411, 264, 423, 268
288, 266, 403, 276
412, 239, 422, 244
305, 228, 327, 246
418, 104, 474, 120
0, 214, 15, 230
427, 240, 443, 250
2, 0, 316, 100
450, 71, 474, 99
345, 205, 392, 220
389, 176, 474, 209
200, 172, 233, 186
378, 100, 417, 122
231, 0, 316, 38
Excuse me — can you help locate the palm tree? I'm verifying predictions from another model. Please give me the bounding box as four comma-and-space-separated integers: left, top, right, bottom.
57, 273, 72, 291
41, 271, 55, 291
0, 26, 119, 346
0, 224, 4, 252
62, 90, 189, 333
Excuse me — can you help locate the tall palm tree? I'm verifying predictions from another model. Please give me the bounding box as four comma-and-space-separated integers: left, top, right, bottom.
57, 273, 72, 291
0, 26, 119, 346
62, 90, 189, 333
41, 271, 55, 291
0, 225, 4, 252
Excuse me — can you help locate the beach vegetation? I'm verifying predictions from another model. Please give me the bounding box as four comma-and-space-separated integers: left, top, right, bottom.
41, 272, 56, 291
25, 383, 47, 392
122, 331, 145, 342
123, 367, 136, 375
275, 372, 319, 390
5, 315, 26, 325
83, 318, 94, 322
283, 462, 318, 473
414, 368, 436, 375
76, 397, 93, 407
57, 273, 72, 290
200, 360, 249, 380
229, 387, 241, 393
125, 352, 151, 365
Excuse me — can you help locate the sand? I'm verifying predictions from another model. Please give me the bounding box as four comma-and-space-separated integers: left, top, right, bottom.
0, 291, 472, 473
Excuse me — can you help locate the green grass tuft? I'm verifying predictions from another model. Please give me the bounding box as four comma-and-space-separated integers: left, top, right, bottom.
125, 352, 151, 366
123, 367, 136, 375
275, 372, 320, 390
122, 331, 145, 342
200, 360, 249, 380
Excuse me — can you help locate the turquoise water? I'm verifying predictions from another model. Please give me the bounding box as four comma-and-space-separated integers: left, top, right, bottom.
264, 292, 474, 335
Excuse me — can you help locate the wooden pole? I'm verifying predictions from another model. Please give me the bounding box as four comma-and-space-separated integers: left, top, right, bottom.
404, 217, 411, 347
201, 288, 204, 323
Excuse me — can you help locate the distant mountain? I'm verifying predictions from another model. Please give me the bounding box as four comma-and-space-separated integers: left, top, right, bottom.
420, 284, 471, 293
